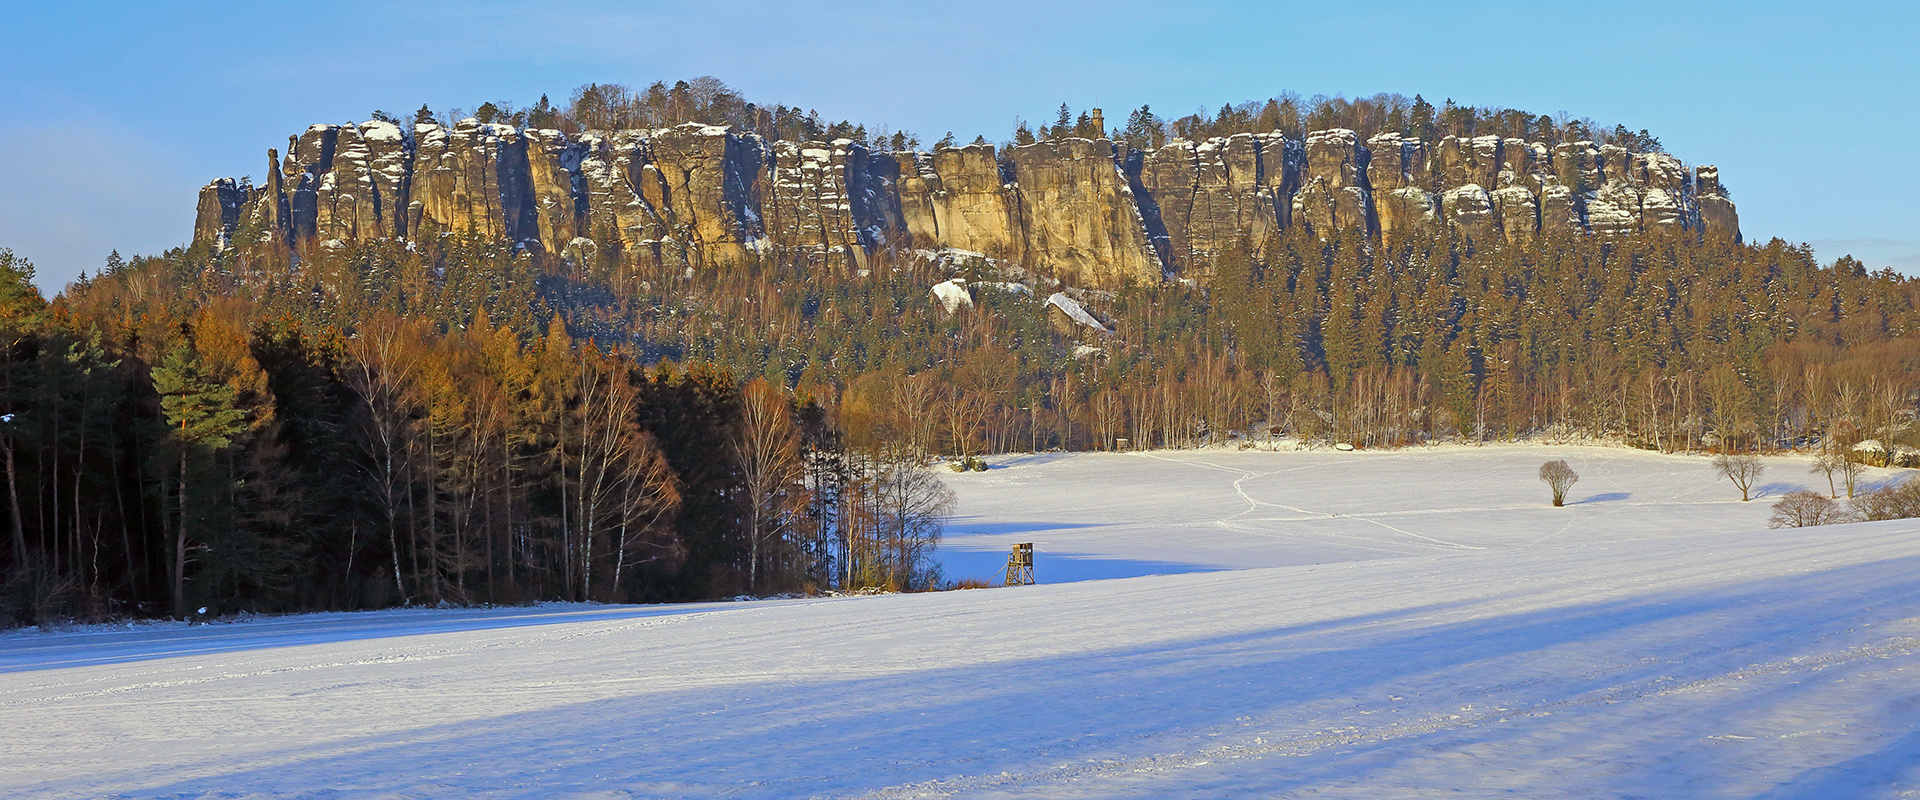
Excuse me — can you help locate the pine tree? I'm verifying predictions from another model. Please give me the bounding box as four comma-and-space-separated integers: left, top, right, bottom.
0, 249, 45, 579
152, 338, 249, 617
1409, 95, 1436, 141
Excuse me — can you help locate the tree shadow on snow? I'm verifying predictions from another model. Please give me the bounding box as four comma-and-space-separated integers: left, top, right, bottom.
1751, 725, 1920, 799
937, 547, 1224, 584
1857, 474, 1915, 495
0, 602, 740, 675
1572, 492, 1631, 504
1753, 481, 1817, 499
71, 553, 1920, 799
941, 518, 1105, 538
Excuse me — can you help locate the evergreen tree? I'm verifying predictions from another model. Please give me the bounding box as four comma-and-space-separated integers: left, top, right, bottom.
1409, 95, 1436, 141
151, 338, 249, 617
0, 249, 44, 577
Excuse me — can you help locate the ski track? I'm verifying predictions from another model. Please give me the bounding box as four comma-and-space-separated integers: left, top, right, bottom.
1133, 450, 1482, 551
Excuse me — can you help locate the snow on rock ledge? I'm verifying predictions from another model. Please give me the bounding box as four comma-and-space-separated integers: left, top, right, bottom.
1046, 292, 1110, 335
931, 279, 974, 314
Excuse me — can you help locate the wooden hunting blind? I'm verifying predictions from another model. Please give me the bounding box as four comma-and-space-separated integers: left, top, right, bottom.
1005, 543, 1034, 586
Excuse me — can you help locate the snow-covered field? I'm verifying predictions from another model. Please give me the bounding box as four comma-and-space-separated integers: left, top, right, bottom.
937, 445, 1897, 582
6, 445, 1920, 798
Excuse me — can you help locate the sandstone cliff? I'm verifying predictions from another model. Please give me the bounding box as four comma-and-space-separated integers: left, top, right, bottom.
195, 120, 1738, 289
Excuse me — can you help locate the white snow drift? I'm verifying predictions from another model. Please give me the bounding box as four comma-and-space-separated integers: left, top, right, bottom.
4, 444, 1919, 798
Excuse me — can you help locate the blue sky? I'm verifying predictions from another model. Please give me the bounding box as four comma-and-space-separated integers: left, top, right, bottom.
3, 1, 1915, 291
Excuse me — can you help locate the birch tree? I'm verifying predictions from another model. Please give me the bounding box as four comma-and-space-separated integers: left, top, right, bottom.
151, 340, 248, 617
731, 376, 803, 593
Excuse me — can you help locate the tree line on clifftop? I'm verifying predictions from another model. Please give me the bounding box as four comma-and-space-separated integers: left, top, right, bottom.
381, 76, 1665, 158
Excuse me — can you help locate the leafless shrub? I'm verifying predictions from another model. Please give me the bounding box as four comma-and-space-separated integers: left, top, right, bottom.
1768, 491, 1856, 528
1, 556, 79, 629
1539, 460, 1579, 507
1852, 480, 1920, 521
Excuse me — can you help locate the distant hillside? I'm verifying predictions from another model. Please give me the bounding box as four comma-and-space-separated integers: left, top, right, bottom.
7, 82, 1915, 625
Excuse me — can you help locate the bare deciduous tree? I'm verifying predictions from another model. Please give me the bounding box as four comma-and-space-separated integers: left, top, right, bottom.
1768, 491, 1853, 528
570, 345, 679, 601
733, 377, 804, 594
1712, 453, 1765, 501
1538, 460, 1579, 507
345, 312, 427, 605
1810, 448, 1844, 498
846, 448, 953, 591
1836, 450, 1866, 499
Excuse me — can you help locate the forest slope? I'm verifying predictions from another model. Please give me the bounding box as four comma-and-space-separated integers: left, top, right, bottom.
18, 83, 1919, 619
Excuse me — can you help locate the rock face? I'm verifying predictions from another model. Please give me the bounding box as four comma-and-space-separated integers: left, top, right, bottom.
1003, 138, 1161, 287
1293, 129, 1374, 235
195, 119, 1741, 289
1131, 133, 1293, 277
1694, 166, 1739, 242
1366, 133, 1436, 236
193, 178, 252, 249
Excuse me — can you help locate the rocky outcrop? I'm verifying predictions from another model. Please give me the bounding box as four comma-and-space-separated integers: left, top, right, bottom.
766, 139, 872, 271
1003, 138, 1160, 287
1366, 133, 1436, 236
1292, 129, 1374, 235
195, 118, 1740, 289
193, 178, 252, 250
1695, 166, 1739, 242
312, 120, 413, 245
1441, 185, 1497, 242
896, 144, 1018, 261
1131, 133, 1291, 277
409, 120, 519, 243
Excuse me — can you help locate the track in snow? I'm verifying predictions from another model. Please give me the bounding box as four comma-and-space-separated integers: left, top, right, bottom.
5, 444, 1920, 799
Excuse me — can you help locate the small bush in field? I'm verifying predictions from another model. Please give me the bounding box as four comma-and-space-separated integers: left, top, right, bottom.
1853, 480, 1920, 521
1769, 491, 1855, 528
1539, 460, 1579, 507
944, 578, 996, 590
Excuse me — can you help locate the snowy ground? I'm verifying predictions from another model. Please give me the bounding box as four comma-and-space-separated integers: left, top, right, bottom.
5, 445, 1920, 798
937, 444, 1905, 583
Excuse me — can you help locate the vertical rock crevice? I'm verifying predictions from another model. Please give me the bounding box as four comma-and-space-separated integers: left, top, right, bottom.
195, 117, 1741, 289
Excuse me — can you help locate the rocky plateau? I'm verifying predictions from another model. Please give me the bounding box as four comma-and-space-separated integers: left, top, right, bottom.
194, 119, 1739, 289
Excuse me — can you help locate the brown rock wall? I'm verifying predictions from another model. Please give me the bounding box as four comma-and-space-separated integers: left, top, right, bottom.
1007, 138, 1160, 286
195, 119, 1741, 288
925, 144, 1018, 259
